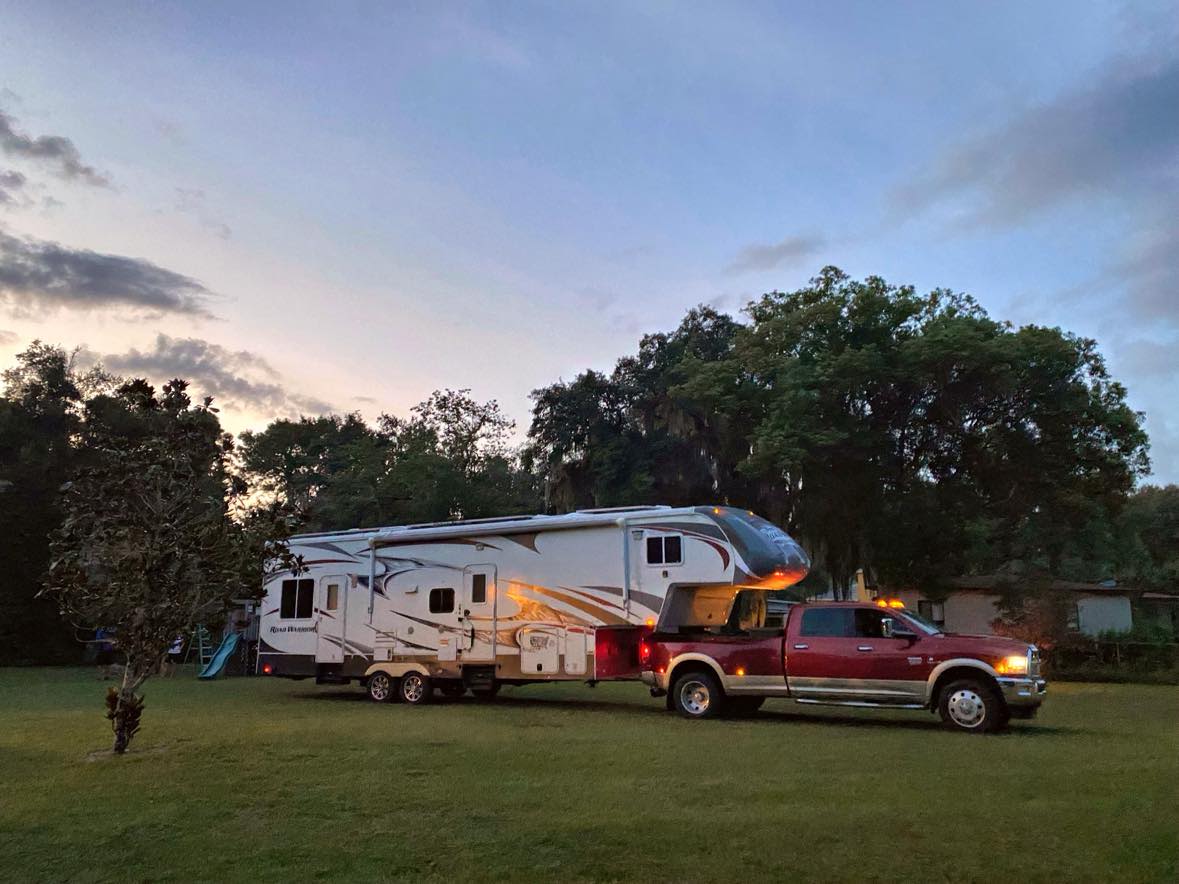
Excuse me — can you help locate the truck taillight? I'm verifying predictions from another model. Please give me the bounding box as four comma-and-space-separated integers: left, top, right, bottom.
262, 663, 273, 675
639, 641, 652, 665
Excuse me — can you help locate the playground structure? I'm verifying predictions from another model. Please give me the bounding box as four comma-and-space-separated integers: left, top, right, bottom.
184, 599, 261, 679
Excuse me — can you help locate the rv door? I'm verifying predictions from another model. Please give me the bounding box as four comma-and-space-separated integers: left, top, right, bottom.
315, 575, 346, 664
459, 565, 497, 664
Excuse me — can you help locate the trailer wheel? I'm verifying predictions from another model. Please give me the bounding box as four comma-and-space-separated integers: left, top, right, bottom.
367, 672, 395, 703
671, 670, 725, 719
399, 672, 432, 705
937, 678, 1005, 733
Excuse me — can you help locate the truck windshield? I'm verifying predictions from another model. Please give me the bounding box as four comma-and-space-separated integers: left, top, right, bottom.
900, 609, 942, 635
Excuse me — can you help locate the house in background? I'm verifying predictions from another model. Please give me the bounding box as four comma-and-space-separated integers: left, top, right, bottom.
888, 577, 1148, 637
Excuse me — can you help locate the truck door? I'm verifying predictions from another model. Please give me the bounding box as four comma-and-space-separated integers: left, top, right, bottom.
786, 607, 925, 704
315, 575, 346, 664
459, 565, 496, 664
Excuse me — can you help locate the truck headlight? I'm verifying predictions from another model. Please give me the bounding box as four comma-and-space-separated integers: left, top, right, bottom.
995, 654, 1029, 675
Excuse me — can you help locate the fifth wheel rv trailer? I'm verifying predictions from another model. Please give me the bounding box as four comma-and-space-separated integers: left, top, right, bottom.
258, 505, 809, 703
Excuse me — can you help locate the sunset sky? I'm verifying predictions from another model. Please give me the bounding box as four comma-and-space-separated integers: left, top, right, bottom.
1, 1, 1175, 481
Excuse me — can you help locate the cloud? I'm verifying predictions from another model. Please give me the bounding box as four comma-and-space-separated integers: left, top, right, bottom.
726, 234, 825, 274
0, 170, 27, 205
0, 329, 17, 346
1108, 196, 1179, 326
891, 57, 1179, 226
173, 187, 232, 240
0, 109, 109, 187
94, 334, 335, 417
0, 228, 215, 317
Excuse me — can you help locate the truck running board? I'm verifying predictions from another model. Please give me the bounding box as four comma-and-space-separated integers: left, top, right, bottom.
795, 698, 925, 710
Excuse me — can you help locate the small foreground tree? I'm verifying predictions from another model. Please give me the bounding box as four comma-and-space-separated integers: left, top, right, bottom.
43, 379, 300, 754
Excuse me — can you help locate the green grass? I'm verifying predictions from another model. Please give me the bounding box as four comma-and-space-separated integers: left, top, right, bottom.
1, 669, 1176, 883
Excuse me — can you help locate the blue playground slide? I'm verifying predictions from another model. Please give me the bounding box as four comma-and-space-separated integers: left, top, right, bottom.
198, 633, 240, 679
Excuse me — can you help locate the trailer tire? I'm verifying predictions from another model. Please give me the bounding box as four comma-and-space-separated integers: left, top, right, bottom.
671, 670, 725, 719
399, 672, 432, 705
937, 677, 1005, 733
367, 672, 395, 703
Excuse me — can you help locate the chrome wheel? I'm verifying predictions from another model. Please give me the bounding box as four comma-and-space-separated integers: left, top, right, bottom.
679, 679, 711, 716
368, 673, 392, 703
401, 673, 427, 704
947, 688, 986, 728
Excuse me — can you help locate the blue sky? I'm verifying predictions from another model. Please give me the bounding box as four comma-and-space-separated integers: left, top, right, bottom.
1, 1, 1176, 481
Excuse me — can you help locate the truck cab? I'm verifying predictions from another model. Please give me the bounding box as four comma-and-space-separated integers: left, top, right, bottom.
641, 599, 1046, 732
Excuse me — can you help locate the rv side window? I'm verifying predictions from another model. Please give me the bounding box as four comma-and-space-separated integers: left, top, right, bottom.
471, 573, 487, 604
281, 578, 315, 619
646, 534, 683, 566
429, 587, 455, 614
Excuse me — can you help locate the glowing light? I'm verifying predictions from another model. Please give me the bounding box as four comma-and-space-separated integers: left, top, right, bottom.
875, 599, 888, 608
888, 599, 905, 609
735, 667, 746, 676
262, 663, 273, 675
645, 617, 655, 627
995, 655, 1029, 675
713, 507, 721, 514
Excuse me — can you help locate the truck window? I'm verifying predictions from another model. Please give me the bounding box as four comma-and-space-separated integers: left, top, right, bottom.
799, 608, 853, 637
854, 609, 893, 638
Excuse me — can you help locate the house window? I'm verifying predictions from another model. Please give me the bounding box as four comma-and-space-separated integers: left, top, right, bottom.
429, 587, 455, 614
646, 534, 683, 566
917, 600, 945, 628
325, 583, 340, 611
280, 578, 314, 619
471, 573, 487, 604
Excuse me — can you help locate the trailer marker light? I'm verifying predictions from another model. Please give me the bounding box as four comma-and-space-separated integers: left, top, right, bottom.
262, 663, 273, 675
645, 617, 655, 627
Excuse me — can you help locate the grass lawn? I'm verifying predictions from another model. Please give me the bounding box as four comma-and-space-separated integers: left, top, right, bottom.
1, 669, 1176, 882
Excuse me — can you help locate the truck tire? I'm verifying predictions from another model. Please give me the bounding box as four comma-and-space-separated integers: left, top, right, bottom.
672, 670, 725, 719
938, 678, 1006, 733
730, 697, 765, 716
367, 672, 396, 703
399, 672, 432, 705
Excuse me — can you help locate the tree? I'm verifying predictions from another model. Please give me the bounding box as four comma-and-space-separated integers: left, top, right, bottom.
528, 268, 1150, 597
43, 379, 298, 754
0, 342, 113, 663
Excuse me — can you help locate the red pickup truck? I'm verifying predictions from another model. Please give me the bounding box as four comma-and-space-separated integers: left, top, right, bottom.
639, 600, 1046, 732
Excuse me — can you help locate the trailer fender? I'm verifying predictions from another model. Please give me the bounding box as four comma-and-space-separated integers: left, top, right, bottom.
365, 662, 431, 681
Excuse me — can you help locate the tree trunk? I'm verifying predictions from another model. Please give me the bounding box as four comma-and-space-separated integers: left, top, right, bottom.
110, 662, 148, 754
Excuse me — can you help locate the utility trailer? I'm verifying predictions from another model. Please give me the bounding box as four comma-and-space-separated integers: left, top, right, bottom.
257, 505, 810, 703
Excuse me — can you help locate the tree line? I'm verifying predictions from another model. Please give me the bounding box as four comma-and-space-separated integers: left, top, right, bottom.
3, 267, 1176, 672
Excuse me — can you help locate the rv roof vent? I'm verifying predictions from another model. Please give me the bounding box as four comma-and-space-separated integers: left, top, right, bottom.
575, 505, 671, 514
